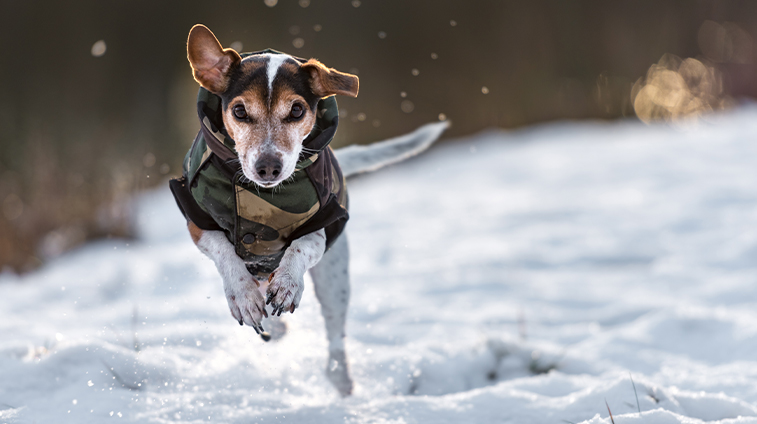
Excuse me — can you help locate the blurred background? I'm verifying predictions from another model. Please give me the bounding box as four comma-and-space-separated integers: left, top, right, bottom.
1, 0, 756, 272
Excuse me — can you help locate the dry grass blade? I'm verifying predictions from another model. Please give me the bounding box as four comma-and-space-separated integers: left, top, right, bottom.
605, 399, 615, 424
630, 372, 641, 414
101, 360, 143, 391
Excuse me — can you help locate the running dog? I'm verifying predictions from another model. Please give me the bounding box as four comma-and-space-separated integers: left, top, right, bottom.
170, 24, 448, 396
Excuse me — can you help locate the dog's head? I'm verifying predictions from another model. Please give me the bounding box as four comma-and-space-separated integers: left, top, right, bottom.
186, 24, 358, 188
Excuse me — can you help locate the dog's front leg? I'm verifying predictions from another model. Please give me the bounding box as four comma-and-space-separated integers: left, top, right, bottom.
266, 229, 327, 316
188, 221, 267, 334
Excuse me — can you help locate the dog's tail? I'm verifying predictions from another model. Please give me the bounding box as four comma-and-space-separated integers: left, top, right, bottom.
334, 121, 449, 178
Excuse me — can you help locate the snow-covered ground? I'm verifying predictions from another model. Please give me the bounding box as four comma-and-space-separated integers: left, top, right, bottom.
2, 107, 757, 424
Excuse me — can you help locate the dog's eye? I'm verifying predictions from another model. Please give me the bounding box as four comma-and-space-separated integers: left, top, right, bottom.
233, 104, 248, 120
290, 103, 304, 119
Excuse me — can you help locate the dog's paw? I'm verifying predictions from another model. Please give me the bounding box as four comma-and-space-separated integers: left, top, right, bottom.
326, 349, 353, 397
265, 270, 304, 316
224, 273, 268, 334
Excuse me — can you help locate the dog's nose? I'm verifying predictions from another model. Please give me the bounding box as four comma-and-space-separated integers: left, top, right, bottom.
255, 156, 283, 181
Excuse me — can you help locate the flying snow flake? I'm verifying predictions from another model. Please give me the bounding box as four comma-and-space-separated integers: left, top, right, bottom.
431, 53, 438, 59
143, 153, 156, 168
292, 38, 305, 49
400, 100, 414, 113
313, 24, 322, 32
450, 20, 457, 27
378, 31, 387, 39
91, 40, 107, 57
411, 69, 420, 76
229, 41, 243, 52
438, 113, 447, 121
298, 0, 310, 7
481, 86, 490, 94
264, 0, 277, 7
87, 380, 94, 387
351, 0, 361, 7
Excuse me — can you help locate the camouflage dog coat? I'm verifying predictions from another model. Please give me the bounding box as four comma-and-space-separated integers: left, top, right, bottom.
169, 51, 349, 277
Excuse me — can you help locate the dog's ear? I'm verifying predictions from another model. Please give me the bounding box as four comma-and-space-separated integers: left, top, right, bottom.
301, 59, 359, 98
187, 24, 241, 94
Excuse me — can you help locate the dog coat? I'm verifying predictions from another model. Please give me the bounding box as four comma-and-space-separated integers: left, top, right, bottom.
170, 51, 349, 276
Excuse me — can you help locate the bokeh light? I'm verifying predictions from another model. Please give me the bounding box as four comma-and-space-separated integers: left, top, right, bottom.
698, 21, 753, 64
401, 100, 415, 113
632, 55, 730, 125
229, 41, 243, 52
90, 40, 106, 57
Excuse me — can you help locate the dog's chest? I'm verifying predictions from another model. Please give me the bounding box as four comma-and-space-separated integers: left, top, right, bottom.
233, 169, 322, 275
184, 145, 348, 275
174, 86, 349, 276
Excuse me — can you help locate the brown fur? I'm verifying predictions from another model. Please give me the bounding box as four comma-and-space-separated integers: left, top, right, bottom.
188, 221, 204, 244
301, 59, 359, 98
187, 24, 241, 93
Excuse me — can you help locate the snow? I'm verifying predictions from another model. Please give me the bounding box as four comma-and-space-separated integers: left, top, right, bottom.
2, 106, 757, 423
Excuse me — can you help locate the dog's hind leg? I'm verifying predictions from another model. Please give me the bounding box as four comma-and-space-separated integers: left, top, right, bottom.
309, 233, 353, 396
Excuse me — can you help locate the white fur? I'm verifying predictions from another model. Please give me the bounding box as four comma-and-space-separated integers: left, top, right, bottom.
310, 233, 352, 395
264, 53, 291, 97
196, 230, 267, 333
234, 125, 261, 183
271, 137, 302, 186
335, 121, 449, 177
266, 229, 326, 315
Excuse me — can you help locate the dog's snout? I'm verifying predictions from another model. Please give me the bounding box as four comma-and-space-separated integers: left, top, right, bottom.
255, 156, 283, 181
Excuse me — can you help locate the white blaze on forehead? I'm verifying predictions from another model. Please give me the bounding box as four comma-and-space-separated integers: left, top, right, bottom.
264, 53, 292, 94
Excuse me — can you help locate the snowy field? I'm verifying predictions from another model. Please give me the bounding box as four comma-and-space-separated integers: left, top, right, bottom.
2, 106, 757, 424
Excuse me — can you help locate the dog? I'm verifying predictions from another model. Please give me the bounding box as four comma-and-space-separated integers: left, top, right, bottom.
170, 24, 448, 396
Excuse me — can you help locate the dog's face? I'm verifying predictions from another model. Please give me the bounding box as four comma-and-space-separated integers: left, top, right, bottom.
186, 25, 359, 188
